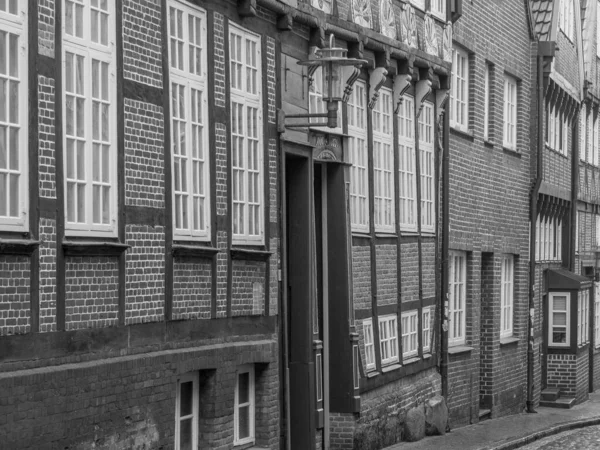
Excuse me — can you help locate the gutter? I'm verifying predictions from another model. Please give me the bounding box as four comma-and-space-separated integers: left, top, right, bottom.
527, 41, 555, 413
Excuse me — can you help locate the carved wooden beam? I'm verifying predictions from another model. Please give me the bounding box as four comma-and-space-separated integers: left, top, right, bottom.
415, 68, 434, 118
238, 0, 257, 18
368, 66, 388, 109
277, 13, 293, 31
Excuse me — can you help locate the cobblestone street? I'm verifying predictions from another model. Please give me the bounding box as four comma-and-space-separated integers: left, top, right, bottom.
519, 425, 600, 450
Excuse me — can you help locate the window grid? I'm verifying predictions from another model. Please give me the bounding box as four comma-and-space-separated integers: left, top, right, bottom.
451, 47, 469, 131
595, 283, 600, 348
234, 365, 255, 446
398, 96, 417, 231
363, 319, 375, 370
419, 102, 435, 233
501, 255, 514, 338
431, 0, 446, 17
379, 314, 399, 365
535, 215, 562, 262
348, 80, 369, 232
169, 3, 210, 240
0, 7, 27, 231
372, 88, 395, 232
422, 307, 432, 353
402, 310, 418, 358
175, 373, 199, 450
549, 293, 569, 347
546, 103, 568, 155
230, 24, 263, 244
578, 289, 590, 345
64, 0, 116, 235
503, 75, 517, 150
449, 251, 466, 346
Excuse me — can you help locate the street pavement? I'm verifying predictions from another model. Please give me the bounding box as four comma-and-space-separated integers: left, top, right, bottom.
519, 424, 600, 449
385, 391, 600, 450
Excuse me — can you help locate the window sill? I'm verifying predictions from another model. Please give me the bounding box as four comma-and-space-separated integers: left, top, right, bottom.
62, 240, 130, 257
402, 356, 420, 365
483, 139, 494, 148
0, 238, 40, 256
366, 369, 379, 378
421, 231, 436, 237
546, 144, 568, 159
381, 363, 401, 373
230, 248, 272, 262
352, 231, 372, 239
450, 126, 474, 141
375, 232, 397, 238
448, 345, 473, 355
171, 244, 219, 258
500, 336, 519, 347
503, 147, 521, 158
423, 352, 432, 359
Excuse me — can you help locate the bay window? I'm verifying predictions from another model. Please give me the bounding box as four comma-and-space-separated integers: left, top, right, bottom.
549, 293, 569, 347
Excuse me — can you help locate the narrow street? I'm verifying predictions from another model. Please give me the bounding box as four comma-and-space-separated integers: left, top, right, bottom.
520, 425, 600, 450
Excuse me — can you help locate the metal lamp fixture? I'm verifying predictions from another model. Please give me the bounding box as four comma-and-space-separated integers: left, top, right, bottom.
278, 34, 367, 131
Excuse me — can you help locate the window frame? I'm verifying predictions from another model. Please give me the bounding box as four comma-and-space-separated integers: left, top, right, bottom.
234, 364, 256, 446
62, 0, 118, 237
378, 313, 399, 366
500, 254, 514, 338
430, 0, 446, 19
0, 3, 28, 232
363, 318, 375, 371
422, 306, 432, 353
229, 22, 264, 245
419, 101, 435, 233
410, 0, 426, 11
549, 292, 570, 348
595, 282, 600, 348
175, 373, 199, 450
348, 79, 369, 233
398, 95, 418, 232
168, 1, 211, 241
503, 74, 518, 150
401, 309, 418, 359
483, 63, 490, 141
372, 87, 395, 233
578, 289, 590, 346
449, 250, 467, 346
451, 46, 469, 132
560, 0, 574, 41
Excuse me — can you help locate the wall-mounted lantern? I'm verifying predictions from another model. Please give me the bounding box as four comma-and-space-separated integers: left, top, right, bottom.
277, 34, 367, 132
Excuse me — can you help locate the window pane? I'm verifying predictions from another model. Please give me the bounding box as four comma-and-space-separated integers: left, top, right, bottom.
238, 404, 250, 439
179, 381, 193, 416
554, 296, 567, 310
238, 372, 249, 404
179, 418, 192, 450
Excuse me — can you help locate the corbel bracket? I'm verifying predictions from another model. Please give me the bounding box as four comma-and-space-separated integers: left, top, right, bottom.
415, 69, 433, 118
368, 67, 388, 109
393, 73, 412, 113
306, 46, 320, 89
277, 13, 293, 31
436, 75, 450, 125
342, 66, 362, 103
237, 0, 257, 18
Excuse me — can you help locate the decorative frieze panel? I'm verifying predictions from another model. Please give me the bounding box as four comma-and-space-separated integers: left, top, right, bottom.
400, 4, 418, 48
352, 0, 373, 28
442, 21, 452, 63
379, 0, 397, 40
423, 14, 438, 56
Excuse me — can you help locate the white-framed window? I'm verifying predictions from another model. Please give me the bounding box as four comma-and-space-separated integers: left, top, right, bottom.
430, 0, 446, 18
63, 0, 117, 236
578, 289, 590, 345
559, 0, 574, 41
596, 214, 600, 248
483, 63, 490, 141
348, 79, 369, 232
536, 216, 563, 262
549, 292, 570, 347
372, 87, 395, 232
587, 110, 596, 165
419, 101, 435, 233
595, 113, 599, 165
309, 66, 343, 134
379, 314, 399, 365
501, 255, 514, 338
401, 310, 418, 358
0, 2, 27, 232
595, 283, 600, 348
234, 364, 255, 446
363, 318, 375, 370
576, 211, 580, 253
449, 250, 466, 346
398, 95, 417, 232
230, 23, 263, 245
168, 1, 210, 240
451, 46, 469, 131
546, 103, 568, 155
422, 306, 432, 353
503, 74, 518, 150
175, 373, 199, 450
580, 103, 587, 162
597, 1, 600, 58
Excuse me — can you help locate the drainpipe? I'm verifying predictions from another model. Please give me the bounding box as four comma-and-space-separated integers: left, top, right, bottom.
440, 86, 450, 399
528, 41, 555, 413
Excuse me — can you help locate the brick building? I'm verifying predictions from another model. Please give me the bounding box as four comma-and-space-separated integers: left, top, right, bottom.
0, 0, 281, 448
445, 0, 532, 426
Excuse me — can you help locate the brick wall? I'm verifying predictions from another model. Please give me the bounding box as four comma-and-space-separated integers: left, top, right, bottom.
375, 244, 397, 307
400, 241, 419, 304
172, 258, 212, 320
352, 246, 372, 311
0, 256, 30, 336
547, 353, 577, 396
231, 260, 266, 316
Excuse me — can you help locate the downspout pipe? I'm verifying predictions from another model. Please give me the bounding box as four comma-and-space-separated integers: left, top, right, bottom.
440, 91, 450, 399
528, 41, 555, 413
